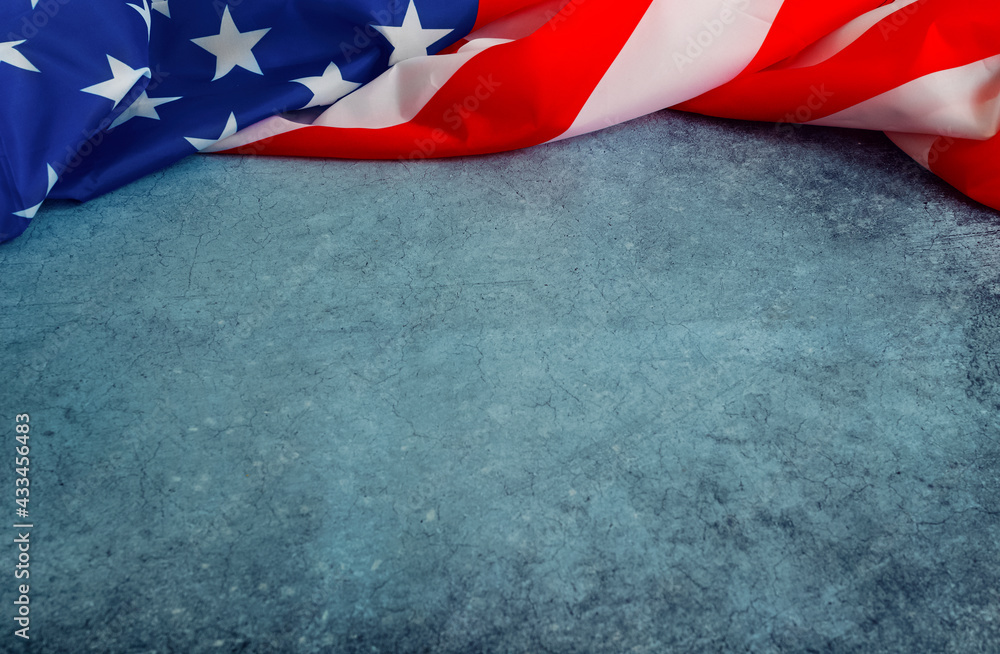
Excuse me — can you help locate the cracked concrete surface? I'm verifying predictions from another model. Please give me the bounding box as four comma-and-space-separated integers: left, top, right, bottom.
1, 110, 999, 652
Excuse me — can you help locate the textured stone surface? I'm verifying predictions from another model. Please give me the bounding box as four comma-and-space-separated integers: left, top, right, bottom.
1, 110, 999, 653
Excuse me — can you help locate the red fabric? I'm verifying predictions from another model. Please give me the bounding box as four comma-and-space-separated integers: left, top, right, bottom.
931, 132, 1000, 209
676, 0, 1000, 123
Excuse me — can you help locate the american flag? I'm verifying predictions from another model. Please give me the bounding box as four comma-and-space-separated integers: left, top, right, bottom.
1, 0, 997, 243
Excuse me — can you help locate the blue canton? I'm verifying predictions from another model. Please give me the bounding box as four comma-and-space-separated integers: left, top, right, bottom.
0, 0, 477, 242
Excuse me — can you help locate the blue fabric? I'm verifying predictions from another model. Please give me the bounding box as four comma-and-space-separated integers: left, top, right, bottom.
0, 0, 477, 243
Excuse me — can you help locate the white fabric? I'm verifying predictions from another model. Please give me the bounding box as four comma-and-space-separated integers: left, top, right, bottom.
556, 0, 782, 141
809, 55, 1000, 139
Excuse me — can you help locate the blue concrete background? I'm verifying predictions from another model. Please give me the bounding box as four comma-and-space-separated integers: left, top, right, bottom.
2, 110, 999, 652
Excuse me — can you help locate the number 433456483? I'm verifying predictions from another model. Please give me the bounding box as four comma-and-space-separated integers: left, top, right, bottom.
15, 414, 29, 509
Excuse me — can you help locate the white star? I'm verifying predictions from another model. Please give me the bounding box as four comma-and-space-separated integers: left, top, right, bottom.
30, 0, 38, 7
130, 0, 151, 39
292, 62, 360, 109
152, 0, 170, 17
191, 6, 270, 81
0, 40, 39, 73
372, 0, 453, 66
80, 55, 151, 109
111, 91, 181, 128
14, 165, 57, 219
185, 112, 238, 151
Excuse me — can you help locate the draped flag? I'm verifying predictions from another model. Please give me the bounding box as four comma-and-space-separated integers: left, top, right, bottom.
1, 0, 998, 243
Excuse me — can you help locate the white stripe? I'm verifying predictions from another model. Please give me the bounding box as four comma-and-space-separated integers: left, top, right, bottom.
212, 46, 484, 152
555, 0, 782, 143
312, 38, 508, 129
885, 131, 938, 170
807, 55, 1000, 139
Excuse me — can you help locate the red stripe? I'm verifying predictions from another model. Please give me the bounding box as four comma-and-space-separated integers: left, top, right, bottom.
676, 0, 1000, 123
224, 0, 654, 160
471, 0, 544, 31
738, 0, 890, 73
930, 133, 1000, 210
